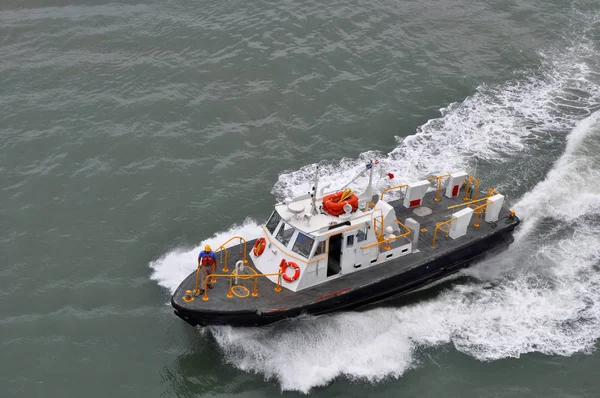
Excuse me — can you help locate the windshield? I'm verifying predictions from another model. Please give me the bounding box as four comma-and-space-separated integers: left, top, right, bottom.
266, 211, 281, 234
275, 221, 295, 247
292, 232, 315, 258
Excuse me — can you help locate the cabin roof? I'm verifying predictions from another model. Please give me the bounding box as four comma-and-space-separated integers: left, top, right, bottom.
274, 195, 374, 238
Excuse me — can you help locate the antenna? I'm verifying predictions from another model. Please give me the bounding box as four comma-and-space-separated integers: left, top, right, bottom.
364, 160, 374, 201
310, 164, 319, 215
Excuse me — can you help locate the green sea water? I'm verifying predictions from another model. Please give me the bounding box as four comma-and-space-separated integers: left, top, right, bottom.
2, 0, 600, 396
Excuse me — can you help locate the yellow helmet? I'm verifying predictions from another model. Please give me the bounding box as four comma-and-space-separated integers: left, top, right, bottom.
204, 244, 211, 251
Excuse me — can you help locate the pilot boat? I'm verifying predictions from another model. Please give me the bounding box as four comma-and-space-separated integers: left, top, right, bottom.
171, 162, 520, 327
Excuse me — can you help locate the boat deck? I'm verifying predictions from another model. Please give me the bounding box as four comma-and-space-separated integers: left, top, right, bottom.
172, 189, 517, 314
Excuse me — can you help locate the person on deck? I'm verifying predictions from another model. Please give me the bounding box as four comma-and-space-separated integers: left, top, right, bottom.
197, 244, 217, 293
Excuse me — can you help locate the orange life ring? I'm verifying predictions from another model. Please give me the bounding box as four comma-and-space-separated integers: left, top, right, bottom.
322, 191, 359, 216
281, 260, 300, 282
253, 237, 266, 257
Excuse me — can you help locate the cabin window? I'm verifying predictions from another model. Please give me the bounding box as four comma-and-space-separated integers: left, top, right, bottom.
292, 232, 315, 258
275, 222, 295, 247
266, 211, 282, 234
314, 241, 326, 257
346, 235, 354, 247
357, 226, 369, 242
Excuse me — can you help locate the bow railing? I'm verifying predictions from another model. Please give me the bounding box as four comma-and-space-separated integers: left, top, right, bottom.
196, 265, 283, 302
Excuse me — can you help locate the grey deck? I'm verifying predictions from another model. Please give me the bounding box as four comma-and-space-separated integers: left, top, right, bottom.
173, 188, 517, 312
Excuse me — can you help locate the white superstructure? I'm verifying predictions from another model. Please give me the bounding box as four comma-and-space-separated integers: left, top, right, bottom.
248, 162, 506, 292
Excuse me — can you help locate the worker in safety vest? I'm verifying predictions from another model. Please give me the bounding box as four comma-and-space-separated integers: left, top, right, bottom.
197, 244, 217, 293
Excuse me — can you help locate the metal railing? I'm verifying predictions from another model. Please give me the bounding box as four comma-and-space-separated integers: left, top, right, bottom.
471, 202, 493, 228
463, 175, 480, 201
427, 174, 450, 202
197, 265, 283, 302
380, 174, 453, 202
190, 235, 284, 301
447, 187, 499, 228
360, 219, 411, 250
432, 217, 457, 248
380, 184, 408, 201
214, 235, 248, 272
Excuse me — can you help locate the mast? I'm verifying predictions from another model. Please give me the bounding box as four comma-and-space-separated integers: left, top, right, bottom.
310, 164, 319, 215
364, 160, 374, 201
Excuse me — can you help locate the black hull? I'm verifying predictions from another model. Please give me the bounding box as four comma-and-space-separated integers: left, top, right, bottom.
173, 228, 516, 327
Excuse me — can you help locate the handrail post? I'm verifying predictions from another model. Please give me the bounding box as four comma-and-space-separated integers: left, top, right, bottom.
222, 248, 229, 272
227, 275, 234, 298
473, 209, 481, 228
427, 175, 449, 202
193, 266, 201, 294
241, 238, 247, 263
472, 201, 491, 228
432, 218, 455, 248
252, 275, 258, 297
463, 175, 480, 201
202, 275, 210, 301
275, 271, 282, 292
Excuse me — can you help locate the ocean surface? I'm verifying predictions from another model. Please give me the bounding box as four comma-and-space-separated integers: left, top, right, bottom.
2, 0, 600, 396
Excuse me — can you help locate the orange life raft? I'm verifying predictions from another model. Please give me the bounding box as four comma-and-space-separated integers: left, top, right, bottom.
322, 190, 359, 216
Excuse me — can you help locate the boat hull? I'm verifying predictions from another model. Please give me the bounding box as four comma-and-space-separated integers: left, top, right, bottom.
172, 225, 517, 327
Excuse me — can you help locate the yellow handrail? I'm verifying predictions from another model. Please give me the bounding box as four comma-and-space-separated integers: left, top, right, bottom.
427, 174, 450, 202
447, 196, 491, 209
396, 219, 411, 236
380, 184, 408, 201
432, 217, 456, 248
214, 235, 248, 272
199, 267, 283, 301
360, 219, 411, 250
381, 174, 451, 202
447, 186, 499, 228
463, 175, 480, 201
471, 201, 492, 228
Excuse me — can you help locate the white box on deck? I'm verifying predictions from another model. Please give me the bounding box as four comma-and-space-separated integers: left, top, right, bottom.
403, 180, 430, 208
404, 217, 420, 251
485, 194, 505, 222
445, 171, 468, 198
449, 207, 473, 239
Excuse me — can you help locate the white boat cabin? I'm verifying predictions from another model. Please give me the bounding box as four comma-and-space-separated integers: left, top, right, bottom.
250, 163, 416, 292
252, 197, 411, 291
